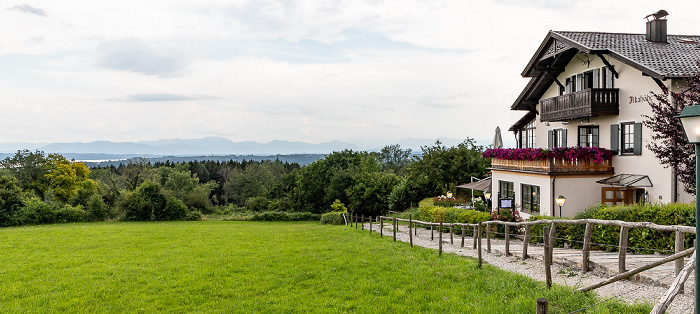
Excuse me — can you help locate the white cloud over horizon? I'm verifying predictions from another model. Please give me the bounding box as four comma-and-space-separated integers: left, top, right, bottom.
1, 0, 699, 149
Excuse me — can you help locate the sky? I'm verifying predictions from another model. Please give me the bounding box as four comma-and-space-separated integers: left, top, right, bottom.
2, 1, 699, 149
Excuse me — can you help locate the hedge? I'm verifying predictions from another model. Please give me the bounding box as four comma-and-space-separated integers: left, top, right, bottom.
528, 202, 695, 253
419, 206, 491, 224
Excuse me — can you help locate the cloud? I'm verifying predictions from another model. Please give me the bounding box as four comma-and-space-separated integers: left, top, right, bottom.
8, 4, 46, 16
96, 38, 187, 77
126, 93, 211, 102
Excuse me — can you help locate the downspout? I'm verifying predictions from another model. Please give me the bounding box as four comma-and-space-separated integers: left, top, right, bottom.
551, 176, 556, 216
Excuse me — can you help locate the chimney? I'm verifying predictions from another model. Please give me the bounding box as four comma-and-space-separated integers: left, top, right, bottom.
644, 10, 668, 43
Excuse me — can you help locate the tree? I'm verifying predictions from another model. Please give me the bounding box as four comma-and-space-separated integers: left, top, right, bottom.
407, 138, 490, 194
0, 150, 51, 197
0, 175, 24, 226
642, 72, 700, 194
378, 144, 412, 174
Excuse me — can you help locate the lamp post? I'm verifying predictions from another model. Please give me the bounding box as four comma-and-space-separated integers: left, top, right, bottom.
555, 195, 566, 217
446, 191, 453, 199
675, 104, 700, 314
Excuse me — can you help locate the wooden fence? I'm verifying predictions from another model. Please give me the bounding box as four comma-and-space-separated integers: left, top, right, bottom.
348, 214, 697, 295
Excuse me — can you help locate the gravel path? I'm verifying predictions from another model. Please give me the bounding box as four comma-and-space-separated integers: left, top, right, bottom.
364, 223, 695, 314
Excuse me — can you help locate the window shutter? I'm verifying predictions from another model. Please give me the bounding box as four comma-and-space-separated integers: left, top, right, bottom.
605, 67, 614, 88
633, 123, 643, 155
561, 129, 568, 147
610, 124, 619, 155
592, 69, 600, 88
592, 127, 599, 147
548, 130, 553, 149
576, 74, 583, 91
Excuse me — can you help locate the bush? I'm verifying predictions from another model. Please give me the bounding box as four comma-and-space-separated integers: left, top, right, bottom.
86, 194, 109, 220
250, 211, 320, 221
245, 196, 270, 212
420, 205, 491, 224
432, 196, 467, 207
320, 212, 348, 225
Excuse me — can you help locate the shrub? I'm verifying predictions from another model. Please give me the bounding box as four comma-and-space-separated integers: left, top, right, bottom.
321, 199, 349, 225
527, 202, 696, 253
320, 212, 347, 225
420, 205, 491, 224
245, 196, 270, 212
250, 211, 320, 221
86, 194, 109, 221
432, 196, 467, 207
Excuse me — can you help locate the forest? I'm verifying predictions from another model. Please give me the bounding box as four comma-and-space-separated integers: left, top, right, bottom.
0, 139, 490, 226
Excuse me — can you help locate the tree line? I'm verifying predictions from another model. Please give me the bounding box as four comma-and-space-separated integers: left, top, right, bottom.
0, 139, 490, 226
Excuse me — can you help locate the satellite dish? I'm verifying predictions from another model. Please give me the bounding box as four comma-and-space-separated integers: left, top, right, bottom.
644, 10, 669, 21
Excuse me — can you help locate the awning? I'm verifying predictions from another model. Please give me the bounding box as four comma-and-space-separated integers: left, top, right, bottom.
456, 177, 491, 192
596, 174, 653, 187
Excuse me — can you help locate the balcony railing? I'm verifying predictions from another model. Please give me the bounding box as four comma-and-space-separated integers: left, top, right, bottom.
490, 158, 613, 174
540, 88, 619, 122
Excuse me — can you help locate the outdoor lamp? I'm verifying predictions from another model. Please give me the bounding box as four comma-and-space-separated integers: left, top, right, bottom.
675, 104, 700, 314
555, 195, 566, 217
484, 191, 491, 200
446, 191, 453, 198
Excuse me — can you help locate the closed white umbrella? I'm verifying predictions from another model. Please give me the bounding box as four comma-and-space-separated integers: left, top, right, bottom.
493, 126, 503, 149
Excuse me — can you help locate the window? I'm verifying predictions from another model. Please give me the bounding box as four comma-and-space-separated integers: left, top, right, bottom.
602, 66, 615, 88
565, 77, 572, 94
521, 120, 536, 148
621, 122, 635, 154
521, 184, 540, 213
499, 180, 514, 200
583, 69, 600, 89
548, 128, 567, 149
578, 126, 599, 147
611, 123, 642, 155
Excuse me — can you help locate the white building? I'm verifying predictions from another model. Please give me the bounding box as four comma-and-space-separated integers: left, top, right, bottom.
490, 13, 700, 217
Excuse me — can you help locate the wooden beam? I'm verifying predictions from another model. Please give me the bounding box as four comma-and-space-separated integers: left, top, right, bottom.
650, 251, 697, 314
577, 247, 695, 292
595, 54, 619, 78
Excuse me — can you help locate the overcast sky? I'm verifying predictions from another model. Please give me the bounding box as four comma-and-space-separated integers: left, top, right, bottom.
2, 1, 698, 148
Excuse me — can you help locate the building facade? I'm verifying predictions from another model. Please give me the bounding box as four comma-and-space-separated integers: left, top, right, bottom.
491, 15, 700, 217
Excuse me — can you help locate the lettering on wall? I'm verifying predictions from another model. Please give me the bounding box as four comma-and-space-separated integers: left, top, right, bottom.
629, 95, 652, 104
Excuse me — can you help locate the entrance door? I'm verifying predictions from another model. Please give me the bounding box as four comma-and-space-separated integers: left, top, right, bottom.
601, 187, 644, 206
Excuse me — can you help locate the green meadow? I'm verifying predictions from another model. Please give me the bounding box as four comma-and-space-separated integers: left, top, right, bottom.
0, 221, 649, 313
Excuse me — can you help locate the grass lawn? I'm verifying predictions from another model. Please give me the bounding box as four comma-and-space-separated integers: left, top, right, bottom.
0, 221, 649, 313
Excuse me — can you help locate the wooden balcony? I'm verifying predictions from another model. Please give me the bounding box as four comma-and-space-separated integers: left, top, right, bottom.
490, 158, 613, 174
540, 88, 619, 122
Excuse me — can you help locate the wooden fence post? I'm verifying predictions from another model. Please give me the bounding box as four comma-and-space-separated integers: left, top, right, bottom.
449, 224, 454, 245
369, 216, 372, 234
543, 226, 552, 289
361, 215, 364, 230
674, 231, 685, 293
461, 224, 465, 248
505, 225, 510, 256
486, 223, 492, 253
618, 226, 629, 273
522, 225, 531, 259
478, 222, 482, 268
393, 218, 397, 242
409, 214, 413, 248
380, 217, 384, 237
439, 220, 443, 256
431, 224, 434, 240
582, 222, 593, 272
536, 298, 548, 314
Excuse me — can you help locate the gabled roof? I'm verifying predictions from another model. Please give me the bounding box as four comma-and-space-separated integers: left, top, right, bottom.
512, 31, 700, 111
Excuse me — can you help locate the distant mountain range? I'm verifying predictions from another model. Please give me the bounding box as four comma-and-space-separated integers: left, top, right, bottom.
0, 136, 506, 159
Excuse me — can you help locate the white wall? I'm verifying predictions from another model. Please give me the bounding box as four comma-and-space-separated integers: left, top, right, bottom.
529, 52, 690, 205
